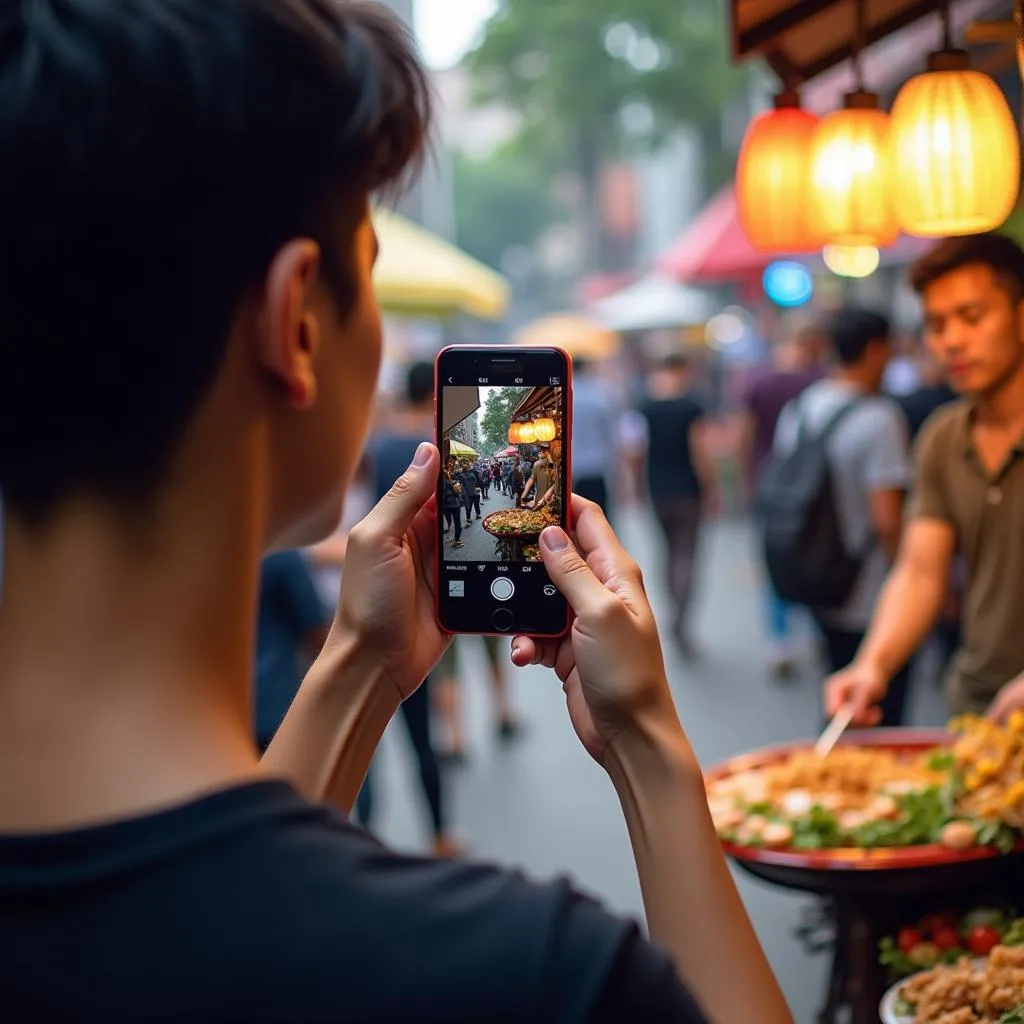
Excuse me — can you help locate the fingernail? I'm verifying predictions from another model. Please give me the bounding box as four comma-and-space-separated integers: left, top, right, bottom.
412, 443, 432, 468
541, 526, 568, 552
511, 644, 520, 660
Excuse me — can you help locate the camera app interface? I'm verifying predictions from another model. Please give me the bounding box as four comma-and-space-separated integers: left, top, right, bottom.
439, 368, 567, 633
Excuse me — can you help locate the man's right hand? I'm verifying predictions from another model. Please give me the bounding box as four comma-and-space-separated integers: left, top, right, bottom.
510, 497, 683, 767
824, 661, 889, 727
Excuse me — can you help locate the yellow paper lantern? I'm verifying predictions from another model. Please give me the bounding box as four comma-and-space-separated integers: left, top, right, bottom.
533, 417, 557, 442
517, 421, 537, 445
507, 422, 522, 445
889, 50, 1020, 237
736, 90, 823, 253
809, 92, 899, 248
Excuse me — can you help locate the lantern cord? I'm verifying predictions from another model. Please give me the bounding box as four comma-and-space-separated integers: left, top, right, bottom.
939, 0, 952, 50
852, 0, 867, 89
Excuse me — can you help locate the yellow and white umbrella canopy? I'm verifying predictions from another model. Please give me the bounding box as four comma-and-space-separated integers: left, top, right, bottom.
372, 209, 511, 321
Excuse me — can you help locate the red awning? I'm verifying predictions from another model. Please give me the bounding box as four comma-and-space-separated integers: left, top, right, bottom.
656, 186, 934, 284
655, 187, 771, 283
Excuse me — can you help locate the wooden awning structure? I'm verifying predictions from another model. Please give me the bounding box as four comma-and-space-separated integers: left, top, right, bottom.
730, 0, 1009, 84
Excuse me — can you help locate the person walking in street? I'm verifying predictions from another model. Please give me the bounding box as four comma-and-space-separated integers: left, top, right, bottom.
572, 358, 618, 520
739, 326, 823, 677
442, 466, 464, 549
773, 309, 911, 725
826, 235, 1024, 726
457, 461, 482, 523
641, 354, 716, 659
255, 552, 332, 753
509, 457, 526, 507
0, 4, 792, 1022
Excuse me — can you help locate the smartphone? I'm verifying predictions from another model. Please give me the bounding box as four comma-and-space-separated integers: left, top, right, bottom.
435, 345, 572, 637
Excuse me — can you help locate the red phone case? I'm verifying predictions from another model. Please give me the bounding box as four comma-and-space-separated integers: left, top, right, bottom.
433, 345, 573, 639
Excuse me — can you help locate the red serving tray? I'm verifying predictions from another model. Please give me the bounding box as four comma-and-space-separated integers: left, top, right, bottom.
705, 728, 1024, 872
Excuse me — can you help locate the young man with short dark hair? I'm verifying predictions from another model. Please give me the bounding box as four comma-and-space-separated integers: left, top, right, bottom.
827, 234, 1024, 725
0, 3, 790, 1021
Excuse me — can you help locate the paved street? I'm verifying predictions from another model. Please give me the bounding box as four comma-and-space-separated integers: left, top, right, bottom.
367, 506, 948, 1024
443, 487, 515, 562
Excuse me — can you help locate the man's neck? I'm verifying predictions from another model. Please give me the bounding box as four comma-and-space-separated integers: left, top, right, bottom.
975, 361, 1024, 429
0, 478, 262, 833
832, 366, 876, 393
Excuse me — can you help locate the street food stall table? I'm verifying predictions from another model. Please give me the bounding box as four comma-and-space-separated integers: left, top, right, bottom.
707, 730, 1024, 1024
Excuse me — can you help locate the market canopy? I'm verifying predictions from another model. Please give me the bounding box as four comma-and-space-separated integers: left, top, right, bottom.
441, 386, 481, 438
372, 209, 511, 321
729, 0, 1001, 85
514, 314, 621, 361
590, 275, 714, 332
448, 439, 478, 458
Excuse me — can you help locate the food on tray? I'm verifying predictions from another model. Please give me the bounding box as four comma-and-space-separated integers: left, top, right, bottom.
951, 715, 1024, 829
521, 543, 541, 562
881, 908, 1024, 980
485, 508, 558, 536
706, 717, 1024, 853
894, 945, 1024, 1023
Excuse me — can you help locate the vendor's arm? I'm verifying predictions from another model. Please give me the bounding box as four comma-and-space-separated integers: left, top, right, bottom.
987, 675, 1024, 723
824, 416, 955, 723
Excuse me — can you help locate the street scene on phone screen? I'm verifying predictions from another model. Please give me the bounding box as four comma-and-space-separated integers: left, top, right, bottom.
440, 384, 564, 564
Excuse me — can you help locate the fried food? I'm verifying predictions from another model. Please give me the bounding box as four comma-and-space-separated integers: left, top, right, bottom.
899, 946, 1024, 1023
485, 508, 558, 536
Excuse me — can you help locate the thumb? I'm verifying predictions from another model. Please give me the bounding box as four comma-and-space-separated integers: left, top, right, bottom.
540, 526, 610, 612
359, 443, 439, 543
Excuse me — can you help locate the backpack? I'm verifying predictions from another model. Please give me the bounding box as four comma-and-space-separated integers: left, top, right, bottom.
755, 398, 865, 610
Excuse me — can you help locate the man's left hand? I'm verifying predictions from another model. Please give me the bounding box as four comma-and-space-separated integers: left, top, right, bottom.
332, 442, 449, 702
986, 673, 1024, 724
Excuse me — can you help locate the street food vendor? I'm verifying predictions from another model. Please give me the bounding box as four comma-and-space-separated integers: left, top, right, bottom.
825, 234, 1024, 725
521, 443, 556, 509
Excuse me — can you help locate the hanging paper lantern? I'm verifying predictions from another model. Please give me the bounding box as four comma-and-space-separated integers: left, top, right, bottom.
809, 92, 899, 248
533, 417, 557, 442
507, 422, 522, 445
736, 91, 823, 253
517, 421, 537, 444
889, 50, 1020, 237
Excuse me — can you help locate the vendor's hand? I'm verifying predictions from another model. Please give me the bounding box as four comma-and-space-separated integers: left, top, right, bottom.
986, 673, 1024, 724
333, 442, 449, 701
824, 661, 889, 727
510, 497, 679, 765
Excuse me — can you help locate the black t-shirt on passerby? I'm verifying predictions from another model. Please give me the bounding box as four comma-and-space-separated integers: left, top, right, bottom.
0, 782, 708, 1022
641, 395, 706, 501
896, 383, 958, 442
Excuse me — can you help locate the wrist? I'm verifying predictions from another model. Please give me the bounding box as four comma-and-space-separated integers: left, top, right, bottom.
604, 705, 701, 796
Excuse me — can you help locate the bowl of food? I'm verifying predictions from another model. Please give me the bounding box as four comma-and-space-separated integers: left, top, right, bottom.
880, 944, 1024, 1023
482, 507, 559, 538
704, 717, 1024, 871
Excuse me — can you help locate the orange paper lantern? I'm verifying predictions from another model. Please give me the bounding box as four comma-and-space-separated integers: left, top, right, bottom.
889, 51, 1020, 237
736, 91, 822, 253
533, 417, 557, 442
517, 421, 537, 445
508, 422, 522, 445
809, 91, 899, 248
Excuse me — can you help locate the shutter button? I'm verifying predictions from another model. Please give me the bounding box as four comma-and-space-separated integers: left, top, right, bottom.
987, 486, 1003, 506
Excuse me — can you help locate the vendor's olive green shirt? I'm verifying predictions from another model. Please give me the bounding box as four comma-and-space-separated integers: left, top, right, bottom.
912, 401, 1024, 713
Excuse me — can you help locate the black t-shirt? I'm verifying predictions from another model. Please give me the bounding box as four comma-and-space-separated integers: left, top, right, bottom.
641, 395, 705, 501
0, 782, 707, 1022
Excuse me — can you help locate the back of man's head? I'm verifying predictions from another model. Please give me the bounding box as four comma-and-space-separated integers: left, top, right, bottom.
406, 362, 435, 407
827, 308, 892, 367
0, 0, 430, 522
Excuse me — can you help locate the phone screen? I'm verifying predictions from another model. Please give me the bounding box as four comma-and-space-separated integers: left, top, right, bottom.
436, 346, 571, 637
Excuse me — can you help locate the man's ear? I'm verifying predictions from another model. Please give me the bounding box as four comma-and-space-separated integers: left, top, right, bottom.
259, 239, 322, 410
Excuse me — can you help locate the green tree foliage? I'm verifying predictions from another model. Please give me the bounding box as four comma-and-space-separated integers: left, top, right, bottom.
453, 143, 559, 272
480, 387, 528, 453
467, 0, 747, 267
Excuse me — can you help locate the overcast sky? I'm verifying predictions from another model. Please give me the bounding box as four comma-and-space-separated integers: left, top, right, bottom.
415, 0, 495, 68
